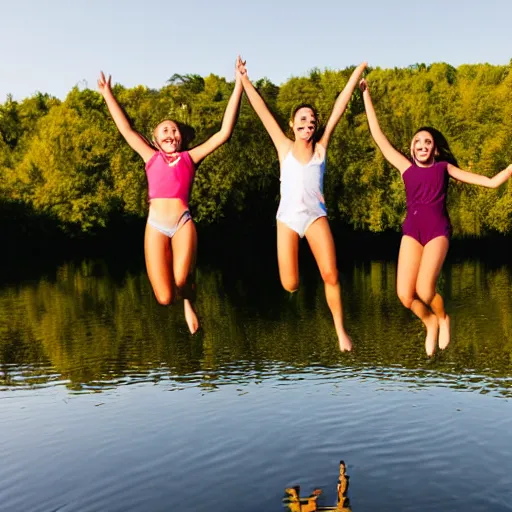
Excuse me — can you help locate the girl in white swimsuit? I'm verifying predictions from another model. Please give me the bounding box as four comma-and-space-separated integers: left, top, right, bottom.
276, 137, 327, 237
238, 58, 367, 351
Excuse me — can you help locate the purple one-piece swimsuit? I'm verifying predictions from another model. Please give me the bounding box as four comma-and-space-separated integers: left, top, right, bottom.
402, 161, 451, 246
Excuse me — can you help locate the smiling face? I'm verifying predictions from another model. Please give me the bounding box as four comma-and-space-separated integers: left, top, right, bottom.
153, 120, 182, 154
290, 107, 317, 142
410, 130, 437, 166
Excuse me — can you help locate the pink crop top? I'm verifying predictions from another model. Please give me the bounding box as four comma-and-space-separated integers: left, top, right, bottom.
145, 151, 195, 204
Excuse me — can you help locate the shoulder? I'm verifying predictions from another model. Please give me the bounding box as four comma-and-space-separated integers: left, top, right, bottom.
315, 143, 326, 163
180, 150, 196, 169
277, 140, 294, 164
145, 150, 160, 168
436, 161, 450, 175
279, 147, 293, 167
181, 150, 192, 162
402, 162, 414, 176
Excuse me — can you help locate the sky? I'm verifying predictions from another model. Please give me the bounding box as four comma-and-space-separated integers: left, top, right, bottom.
1, 0, 511, 101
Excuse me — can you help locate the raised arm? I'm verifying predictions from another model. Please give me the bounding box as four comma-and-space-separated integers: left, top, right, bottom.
188, 57, 244, 165
448, 163, 512, 188
359, 79, 411, 174
238, 58, 291, 160
318, 62, 367, 148
98, 72, 155, 162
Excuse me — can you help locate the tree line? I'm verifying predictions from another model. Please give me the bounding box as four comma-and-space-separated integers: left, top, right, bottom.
1, 61, 512, 238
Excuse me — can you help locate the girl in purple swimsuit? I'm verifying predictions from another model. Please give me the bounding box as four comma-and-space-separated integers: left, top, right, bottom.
98, 59, 243, 334
359, 78, 512, 356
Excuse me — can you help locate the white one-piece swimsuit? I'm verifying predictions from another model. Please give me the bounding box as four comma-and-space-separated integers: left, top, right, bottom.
276, 145, 327, 237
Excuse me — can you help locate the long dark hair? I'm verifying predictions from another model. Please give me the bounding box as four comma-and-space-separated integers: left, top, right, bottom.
411, 126, 458, 166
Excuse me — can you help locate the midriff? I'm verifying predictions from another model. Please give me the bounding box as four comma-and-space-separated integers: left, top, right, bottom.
149, 198, 188, 219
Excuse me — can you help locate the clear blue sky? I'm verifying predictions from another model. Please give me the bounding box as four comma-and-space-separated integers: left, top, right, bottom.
2, 0, 511, 101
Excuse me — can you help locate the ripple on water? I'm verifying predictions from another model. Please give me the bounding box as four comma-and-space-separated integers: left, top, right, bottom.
1, 255, 512, 510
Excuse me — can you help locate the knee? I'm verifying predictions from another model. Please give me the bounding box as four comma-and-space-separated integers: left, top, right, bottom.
154, 289, 173, 306
397, 291, 414, 309
174, 274, 187, 290
321, 268, 339, 287
281, 277, 299, 293
416, 286, 435, 306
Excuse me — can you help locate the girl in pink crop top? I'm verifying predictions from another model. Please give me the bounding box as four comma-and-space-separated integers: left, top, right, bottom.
98, 58, 244, 334
145, 150, 195, 204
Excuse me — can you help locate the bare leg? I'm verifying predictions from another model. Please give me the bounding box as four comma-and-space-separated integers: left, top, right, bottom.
277, 220, 300, 292
416, 236, 450, 352
397, 236, 438, 355
144, 223, 174, 305
431, 294, 450, 349
305, 217, 352, 352
172, 220, 199, 334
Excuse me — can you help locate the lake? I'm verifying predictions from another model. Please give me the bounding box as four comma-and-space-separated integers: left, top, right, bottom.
1, 237, 511, 511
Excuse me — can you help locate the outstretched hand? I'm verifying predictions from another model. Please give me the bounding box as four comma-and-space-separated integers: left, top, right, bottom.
359, 78, 368, 92
236, 55, 247, 81
97, 71, 112, 95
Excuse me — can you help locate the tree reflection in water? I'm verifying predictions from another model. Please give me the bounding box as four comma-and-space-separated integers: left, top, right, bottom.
0, 256, 511, 396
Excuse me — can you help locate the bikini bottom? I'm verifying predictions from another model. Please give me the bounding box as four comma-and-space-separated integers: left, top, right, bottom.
277, 210, 327, 238
147, 208, 192, 238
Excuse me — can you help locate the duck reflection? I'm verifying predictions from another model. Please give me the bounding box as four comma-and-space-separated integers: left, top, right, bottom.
283, 460, 351, 511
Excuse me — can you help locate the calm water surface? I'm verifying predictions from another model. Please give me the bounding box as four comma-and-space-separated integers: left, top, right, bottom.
1, 244, 511, 511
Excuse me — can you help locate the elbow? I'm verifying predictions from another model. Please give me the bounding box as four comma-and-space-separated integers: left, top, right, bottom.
217, 131, 231, 145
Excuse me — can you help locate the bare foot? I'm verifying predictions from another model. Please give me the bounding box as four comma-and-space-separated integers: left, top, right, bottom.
424, 314, 439, 356
438, 314, 451, 350
338, 330, 353, 352
184, 299, 199, 334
